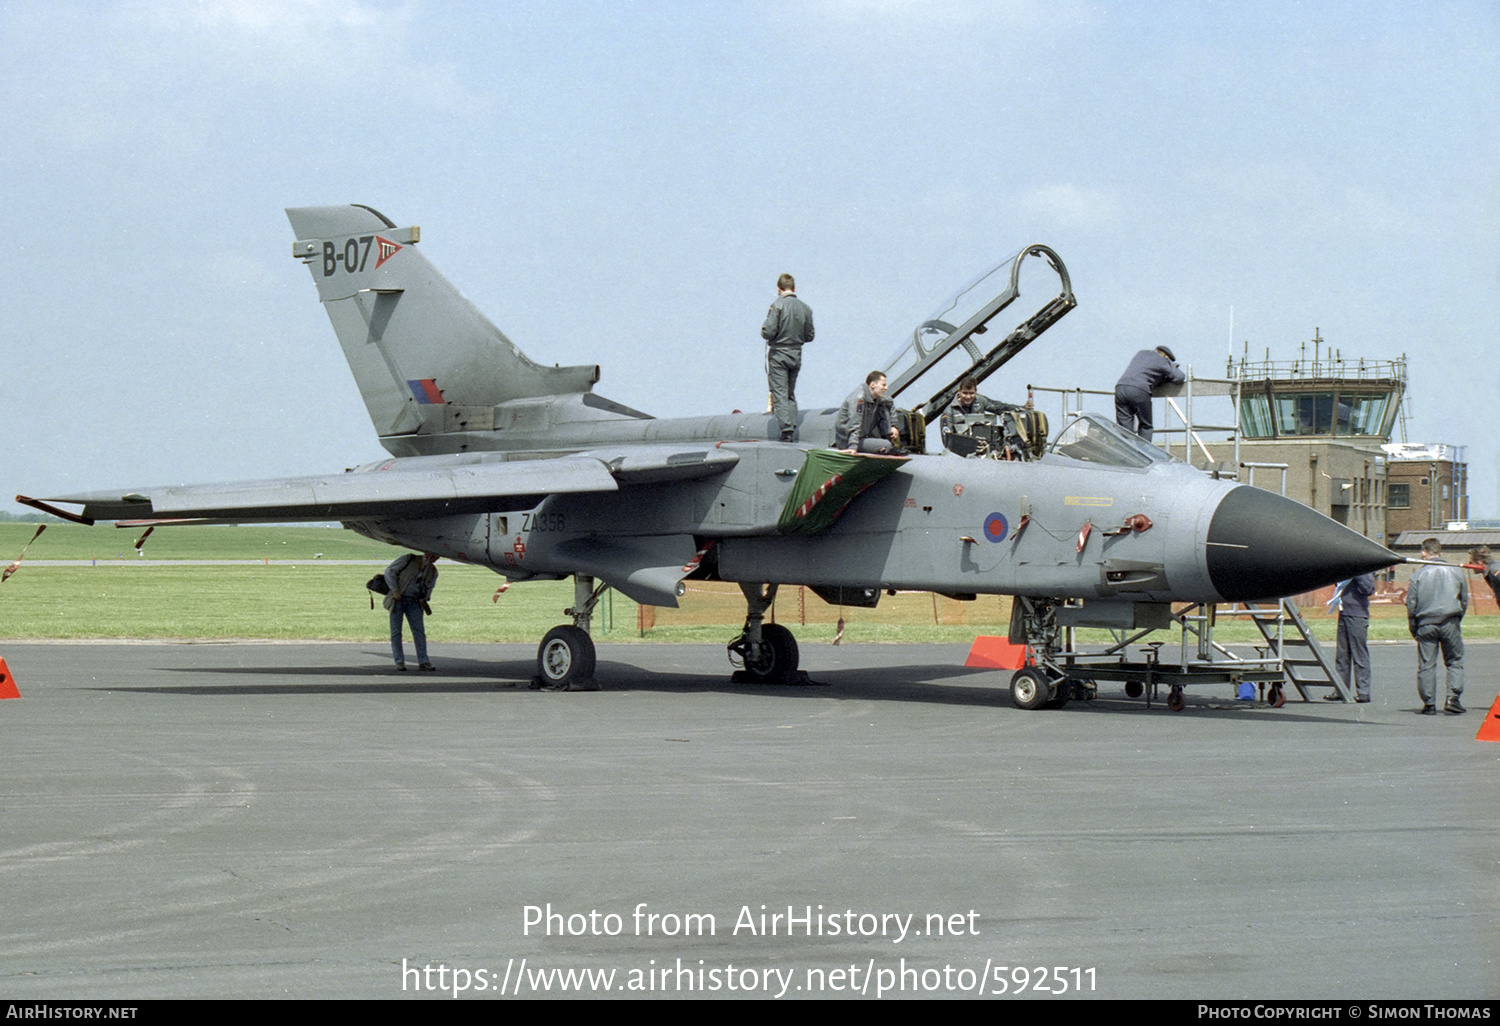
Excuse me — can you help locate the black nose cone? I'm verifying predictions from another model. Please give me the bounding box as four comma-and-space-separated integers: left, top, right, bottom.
1207, 486, 1399, 602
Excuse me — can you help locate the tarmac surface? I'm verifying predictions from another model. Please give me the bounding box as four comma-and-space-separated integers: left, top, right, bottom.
0, 640, 1495, 1000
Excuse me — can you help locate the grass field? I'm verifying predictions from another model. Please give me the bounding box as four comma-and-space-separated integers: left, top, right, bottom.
3, 522, 1494, 645
0, 522, 393, 561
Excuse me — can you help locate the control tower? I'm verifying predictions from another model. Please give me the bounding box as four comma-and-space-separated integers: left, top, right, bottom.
1220, 335, 1405, 544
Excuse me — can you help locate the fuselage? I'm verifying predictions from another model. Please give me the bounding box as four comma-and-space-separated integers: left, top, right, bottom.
346, 406, 1395, 612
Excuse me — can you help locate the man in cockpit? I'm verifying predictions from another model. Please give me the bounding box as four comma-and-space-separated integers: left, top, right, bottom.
941, 376, 1031, 456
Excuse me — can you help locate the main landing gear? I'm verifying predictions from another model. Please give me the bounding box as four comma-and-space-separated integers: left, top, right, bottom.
533, 576, 814, 689
727, 583, 807, 685
533, 575, 605, 691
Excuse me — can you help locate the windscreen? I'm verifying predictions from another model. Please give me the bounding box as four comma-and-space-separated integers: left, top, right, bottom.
1049, 414, 1175, 469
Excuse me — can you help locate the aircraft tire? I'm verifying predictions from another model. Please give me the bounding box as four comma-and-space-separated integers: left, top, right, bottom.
1009, 668, 1053, 710
744, 624, 799, 683
538, 625, 596, 689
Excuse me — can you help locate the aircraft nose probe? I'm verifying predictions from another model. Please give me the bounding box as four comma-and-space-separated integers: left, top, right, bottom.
1205, 485, 1400, 602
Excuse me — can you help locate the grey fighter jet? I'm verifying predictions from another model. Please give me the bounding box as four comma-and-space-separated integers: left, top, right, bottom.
21, 204, 1399, 694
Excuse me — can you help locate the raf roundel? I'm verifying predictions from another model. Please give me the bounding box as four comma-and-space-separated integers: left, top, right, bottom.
983, 512, 1008, 543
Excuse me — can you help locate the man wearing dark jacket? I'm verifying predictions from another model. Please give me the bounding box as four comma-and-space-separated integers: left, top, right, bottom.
1114, 346, 1185, 441
1326, 573, 1375, 703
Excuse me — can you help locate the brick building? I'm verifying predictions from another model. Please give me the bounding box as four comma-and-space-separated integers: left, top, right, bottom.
1382, 443, 1469, 542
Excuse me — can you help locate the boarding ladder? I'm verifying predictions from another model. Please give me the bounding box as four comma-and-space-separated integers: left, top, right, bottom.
1232, 599, 1349, 702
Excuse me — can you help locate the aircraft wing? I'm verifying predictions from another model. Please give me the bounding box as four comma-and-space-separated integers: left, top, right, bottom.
24, 445, 742, 525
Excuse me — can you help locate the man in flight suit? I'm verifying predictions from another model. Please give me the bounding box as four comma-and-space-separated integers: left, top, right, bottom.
761, 273, 814, 442
941, 376, 1032, 457
1406, 538, 1468, 715
835, 371, 903, 454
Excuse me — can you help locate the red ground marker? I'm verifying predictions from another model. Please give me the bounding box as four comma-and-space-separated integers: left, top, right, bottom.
0, 656, 20, 699
965, 636, 1030, 670
1476, 695, 1500, 743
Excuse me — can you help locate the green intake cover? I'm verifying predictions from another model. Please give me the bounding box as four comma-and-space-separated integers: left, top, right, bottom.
777, 449, 908, 535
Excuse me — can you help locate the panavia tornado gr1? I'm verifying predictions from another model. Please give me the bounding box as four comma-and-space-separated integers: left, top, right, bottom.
21, 204, 1399, 696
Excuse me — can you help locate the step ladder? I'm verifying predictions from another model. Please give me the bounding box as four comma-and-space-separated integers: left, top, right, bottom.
1239, 599, 1350, 701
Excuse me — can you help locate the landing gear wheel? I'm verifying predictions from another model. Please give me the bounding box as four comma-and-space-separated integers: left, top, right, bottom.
537, 625, 596, 690
742, 623, 799, 683
1124, 680, 1144, 699
1010, 667, 1053, 711
1166, 685, 1186, 712
1267, 683, 1286, 709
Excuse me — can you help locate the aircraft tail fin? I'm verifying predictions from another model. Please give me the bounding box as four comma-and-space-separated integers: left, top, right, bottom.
286, 204, 599, 442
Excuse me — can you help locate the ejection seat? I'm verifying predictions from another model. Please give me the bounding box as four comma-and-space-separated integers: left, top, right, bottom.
942, 408, 1049, 461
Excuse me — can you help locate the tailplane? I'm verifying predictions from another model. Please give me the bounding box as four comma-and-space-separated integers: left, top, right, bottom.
287, 204, 599, 443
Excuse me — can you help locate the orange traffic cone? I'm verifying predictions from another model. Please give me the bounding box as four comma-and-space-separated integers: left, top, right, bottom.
1477, 695, 1500, 743
0, 656, 19, 699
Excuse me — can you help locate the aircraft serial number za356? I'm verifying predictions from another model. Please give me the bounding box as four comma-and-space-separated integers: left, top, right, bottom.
522, 511, 566, 533
24, 204, 1400, 699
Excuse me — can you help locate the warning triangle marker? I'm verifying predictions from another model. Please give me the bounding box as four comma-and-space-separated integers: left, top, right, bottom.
0, 656, 20, 699
1476, 695, 1500, 743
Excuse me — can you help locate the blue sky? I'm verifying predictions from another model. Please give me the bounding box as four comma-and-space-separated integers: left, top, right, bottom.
4, 1, 1497, 514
